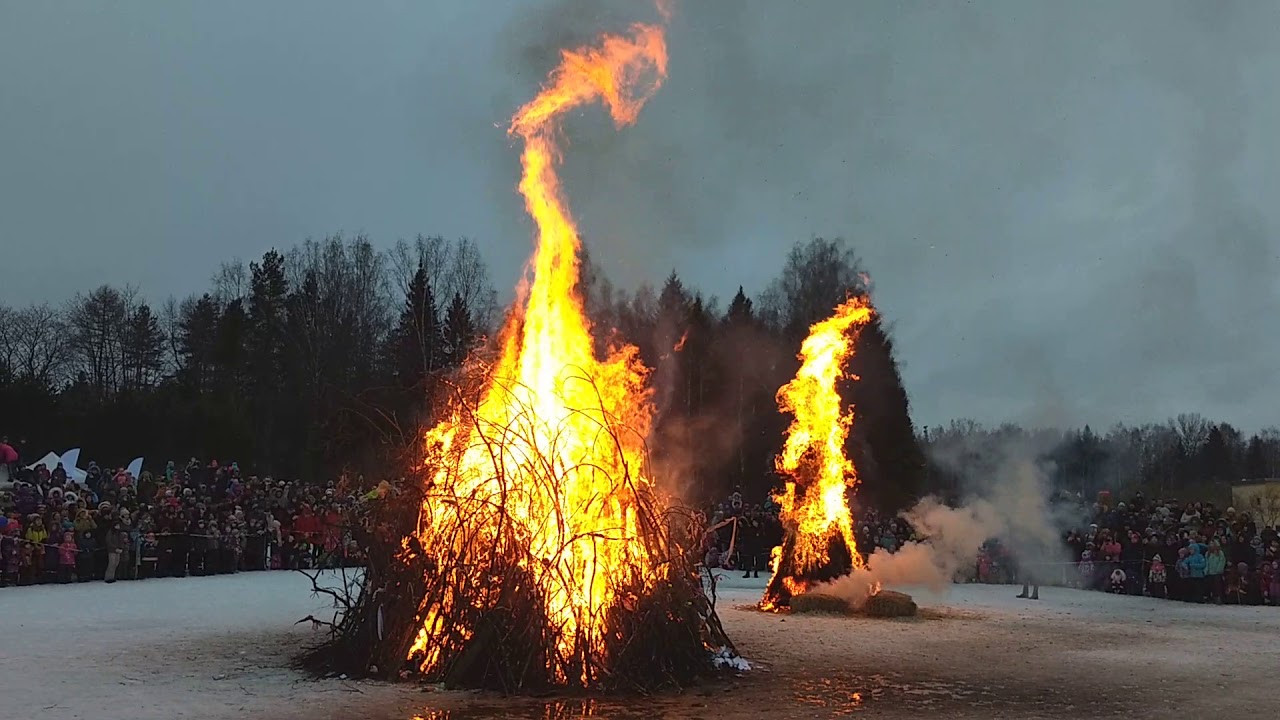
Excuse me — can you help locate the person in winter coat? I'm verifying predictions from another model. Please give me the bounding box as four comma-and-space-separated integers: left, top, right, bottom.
57, 531, 77, 583
76, 528, 97, 581
104, 522, 125, 583
1173, 547, 1191, 601
1185, 542, 1208, 602
1147, 554, 1167, 599
737, 513, 763, 579
85, 461, 103, 491
1108, 568, 1127, 593
1078, 544, 1096, 588
24, 515, 48, 574
139, 532, 159, 579
0, 437, 18, 476
1204, 540, 1227, 603
1121, 532, 1145, 595
0, 523, 20, 586
1224, 563, 1247, 605
73, 509, 96, 534
189, 519, 211, 576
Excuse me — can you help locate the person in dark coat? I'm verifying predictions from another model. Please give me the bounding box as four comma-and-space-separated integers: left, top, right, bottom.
737, 510, 763, 579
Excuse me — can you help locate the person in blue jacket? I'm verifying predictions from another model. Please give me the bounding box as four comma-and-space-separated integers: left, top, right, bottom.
1185, 541, 1208, 602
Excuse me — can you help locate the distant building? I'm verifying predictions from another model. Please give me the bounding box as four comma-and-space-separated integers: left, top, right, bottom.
1231, 478, 1280, 524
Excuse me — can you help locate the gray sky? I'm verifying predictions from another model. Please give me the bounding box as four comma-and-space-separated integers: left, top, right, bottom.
2, 1, 1278, 432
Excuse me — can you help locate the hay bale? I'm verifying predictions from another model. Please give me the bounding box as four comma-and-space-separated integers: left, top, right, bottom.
789, 593, 852, 614
862, 590, 917, 618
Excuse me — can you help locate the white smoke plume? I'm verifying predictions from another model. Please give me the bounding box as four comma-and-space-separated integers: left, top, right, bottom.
816, 444, 1069, 609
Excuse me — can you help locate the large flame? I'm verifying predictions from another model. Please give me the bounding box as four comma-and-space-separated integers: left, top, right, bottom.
407, 22, 669, 684
761, 296, 874, 610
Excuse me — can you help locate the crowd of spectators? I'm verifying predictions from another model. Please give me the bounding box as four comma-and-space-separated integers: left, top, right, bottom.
700, 491, 929, 578
971, 492, 1280, 605
700, 491, 783, 577
0, 453, 371, 587
704, 485, 1280, 607
7, 431, 1279, 610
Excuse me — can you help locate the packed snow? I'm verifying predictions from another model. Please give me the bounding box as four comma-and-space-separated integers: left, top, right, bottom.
2, 571, 1277, 719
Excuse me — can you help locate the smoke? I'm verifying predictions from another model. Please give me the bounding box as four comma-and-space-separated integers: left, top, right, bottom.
817, 434, 1075, 608
485, 0, 1280, 433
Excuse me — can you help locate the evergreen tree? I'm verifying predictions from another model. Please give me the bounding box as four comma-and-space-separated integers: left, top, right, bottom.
763, 237, 926, 512
177, 294, 222, 395
725, 286, 754, 327
1199, 425, 1234, 484
846, 316, 927, 512
246, 250, 290, 470
1244, 435, 1268, 480
121, 303, 165, 391
442, 292, 476, 368
392, 259, 444, 389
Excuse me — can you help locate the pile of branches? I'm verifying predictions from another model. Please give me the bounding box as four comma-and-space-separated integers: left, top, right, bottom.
299, 371, 736, 693
763, 527, 856, 609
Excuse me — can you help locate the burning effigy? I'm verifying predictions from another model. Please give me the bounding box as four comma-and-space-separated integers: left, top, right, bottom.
761, 296, 878, 611
302, 11, 736, 693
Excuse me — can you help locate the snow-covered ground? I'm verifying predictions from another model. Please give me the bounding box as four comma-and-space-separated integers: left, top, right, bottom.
0, 571, 413, 720
2, 572, 1277, 719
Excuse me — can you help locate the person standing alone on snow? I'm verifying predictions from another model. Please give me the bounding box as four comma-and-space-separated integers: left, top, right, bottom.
1015, 554, 1039, 600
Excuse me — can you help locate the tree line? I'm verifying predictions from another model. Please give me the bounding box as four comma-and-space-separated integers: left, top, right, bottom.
922, 416, 1280, 506
0, 235, 927, 508
0, 235, 497, 481
10, 232, 1272, 511
15, 230, 1274, 509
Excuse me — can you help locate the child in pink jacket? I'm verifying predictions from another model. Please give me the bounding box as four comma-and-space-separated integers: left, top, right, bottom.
58, 531, 78, 583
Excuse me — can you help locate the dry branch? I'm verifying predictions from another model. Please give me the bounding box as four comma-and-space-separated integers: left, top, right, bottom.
299, 368, 736, 693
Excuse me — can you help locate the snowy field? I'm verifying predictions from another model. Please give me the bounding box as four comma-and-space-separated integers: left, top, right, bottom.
3, 572, 1277, 720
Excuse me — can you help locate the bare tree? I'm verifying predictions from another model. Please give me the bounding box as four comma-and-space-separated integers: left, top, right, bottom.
762, 237, 868, 336
445, 237, 499, 331
1173, 413, 1212, 456
389, 235, 449, 300
286, 234, 393, 386
211, 259, 248, 308
389, 235, 499, 334
7, 304, 71, 388
158, 296, 184, 377
65, 285, 137, 397
0, 303, 15, 379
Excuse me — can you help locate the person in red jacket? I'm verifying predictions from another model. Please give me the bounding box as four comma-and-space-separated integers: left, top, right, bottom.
58, 531, 78, 583
0, 437, 18, 487
293, 504, 322, 566
0, 437, 17, 465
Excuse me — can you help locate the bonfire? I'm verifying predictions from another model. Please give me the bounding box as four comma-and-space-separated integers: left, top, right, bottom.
303, 11, 734, 693
761, 296, 876, 611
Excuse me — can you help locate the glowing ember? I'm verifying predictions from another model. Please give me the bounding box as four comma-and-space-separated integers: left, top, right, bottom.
403, 19, 688, 687
761, 296, 875, 611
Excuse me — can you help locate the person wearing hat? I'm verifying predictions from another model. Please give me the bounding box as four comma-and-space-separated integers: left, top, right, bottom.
1147, 554, 1167, 598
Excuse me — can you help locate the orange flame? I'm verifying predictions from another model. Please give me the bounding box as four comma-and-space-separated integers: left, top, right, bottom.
761, 296, 874, 610
407, 21, 669, 683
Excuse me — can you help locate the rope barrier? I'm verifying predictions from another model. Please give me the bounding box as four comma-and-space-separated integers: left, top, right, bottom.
2, 528, 340, 552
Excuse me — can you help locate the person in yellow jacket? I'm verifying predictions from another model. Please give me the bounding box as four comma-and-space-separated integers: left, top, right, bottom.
24, 515, 49, 575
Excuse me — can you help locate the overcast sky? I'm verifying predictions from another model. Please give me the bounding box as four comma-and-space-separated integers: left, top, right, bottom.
3, 1, 1278, 432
